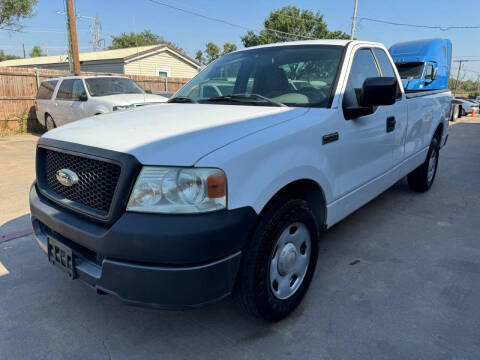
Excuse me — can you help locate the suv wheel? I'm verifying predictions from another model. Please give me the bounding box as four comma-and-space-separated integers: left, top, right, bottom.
407, 137, 440, 192
45, 114, 56, 131
235, 199, 319, 321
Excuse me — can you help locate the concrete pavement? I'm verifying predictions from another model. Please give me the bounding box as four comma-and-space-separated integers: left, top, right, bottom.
0, 119, 479, 359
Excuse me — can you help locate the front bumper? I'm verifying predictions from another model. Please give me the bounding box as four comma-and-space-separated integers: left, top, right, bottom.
30, 183, 257, 308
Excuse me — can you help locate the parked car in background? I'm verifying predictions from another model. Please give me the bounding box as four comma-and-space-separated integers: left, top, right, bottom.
455, 97, 479, 116
450, 98, 463, 122
35, 75, 168, 130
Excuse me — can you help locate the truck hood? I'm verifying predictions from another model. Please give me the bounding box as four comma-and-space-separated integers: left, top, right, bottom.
42, 104, 308, 165
96, 93, 168, 105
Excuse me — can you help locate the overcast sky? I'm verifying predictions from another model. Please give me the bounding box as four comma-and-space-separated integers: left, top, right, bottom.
1, 0, 479, 79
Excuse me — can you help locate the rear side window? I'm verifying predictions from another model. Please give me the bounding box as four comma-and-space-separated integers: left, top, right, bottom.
36, 80, 57, 100
56, 79, 74, 100
71, 79, 86, 100
343, 49, 380, 108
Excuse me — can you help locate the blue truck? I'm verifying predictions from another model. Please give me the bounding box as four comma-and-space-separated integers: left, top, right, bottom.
389, 38, 452, 91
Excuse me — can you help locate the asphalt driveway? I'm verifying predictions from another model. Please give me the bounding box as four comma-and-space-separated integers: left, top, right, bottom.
0, 119, 479, 359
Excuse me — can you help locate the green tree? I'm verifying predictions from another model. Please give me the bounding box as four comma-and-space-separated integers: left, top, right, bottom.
205, 42, 220, 64
108, 29, 182, 51
0, 50, 20, 61
241, 6, 349, 47
29, 45, 43, 57
196, 42, 238, 65
221, 42, 237, 55
0, 0, 37, 31
195, 49, 204, 64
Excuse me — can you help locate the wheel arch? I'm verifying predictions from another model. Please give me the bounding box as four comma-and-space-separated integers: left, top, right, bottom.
433, 122, 443, 143
258, 178, 327, 231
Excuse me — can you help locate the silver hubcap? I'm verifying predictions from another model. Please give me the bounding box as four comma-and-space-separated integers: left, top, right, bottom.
269, 222, 311, 300
427, 149, 437, 183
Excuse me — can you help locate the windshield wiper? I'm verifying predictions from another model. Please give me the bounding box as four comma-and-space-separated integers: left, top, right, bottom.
168, 96, 197, 104
206, 94, 286, 107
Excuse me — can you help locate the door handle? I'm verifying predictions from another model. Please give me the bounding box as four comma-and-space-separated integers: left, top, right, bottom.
322, 132, 339, 145
386, 116, 396, 133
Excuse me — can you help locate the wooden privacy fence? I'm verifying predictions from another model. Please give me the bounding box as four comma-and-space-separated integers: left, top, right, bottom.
0, 66, 190, 132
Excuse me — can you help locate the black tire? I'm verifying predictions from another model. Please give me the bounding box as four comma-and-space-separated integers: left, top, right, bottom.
451, 105, 459, 122
235, 198, 319, 322
45, 114, 56, 131
461, 108, 466, 117
407, 137, 440, 192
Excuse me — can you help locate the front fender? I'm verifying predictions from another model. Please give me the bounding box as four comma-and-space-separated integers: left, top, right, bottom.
195, 109, 339, 215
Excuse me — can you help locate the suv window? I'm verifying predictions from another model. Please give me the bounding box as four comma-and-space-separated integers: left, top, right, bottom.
71, 79, 86, 100
343, 48, 380, 108
56, 79, 74, 100
36, 80, 57, 100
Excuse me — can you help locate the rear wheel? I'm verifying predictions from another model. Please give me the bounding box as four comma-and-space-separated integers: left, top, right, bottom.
45, 114, 56, 131
407, 137, 440, 192
235, 199, 319, 321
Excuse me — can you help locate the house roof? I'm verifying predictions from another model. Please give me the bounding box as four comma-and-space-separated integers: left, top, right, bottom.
0, 44, 202, 68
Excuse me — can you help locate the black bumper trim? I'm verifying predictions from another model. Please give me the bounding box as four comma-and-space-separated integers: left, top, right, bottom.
30, 183, 257, 265
33, 224, 241, 309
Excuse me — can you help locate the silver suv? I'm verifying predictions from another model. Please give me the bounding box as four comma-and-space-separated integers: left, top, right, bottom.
35, 75, 168, 130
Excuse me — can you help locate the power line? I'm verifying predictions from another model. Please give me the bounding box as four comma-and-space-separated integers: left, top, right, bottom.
146, 0, 315, 40
359, 17, 480, 31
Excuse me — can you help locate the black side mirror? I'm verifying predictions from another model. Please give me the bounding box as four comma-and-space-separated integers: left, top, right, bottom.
360, 77, 397, 107
79, 93, 88, 102
343, 77, 397, 120
145, 89, 152, 94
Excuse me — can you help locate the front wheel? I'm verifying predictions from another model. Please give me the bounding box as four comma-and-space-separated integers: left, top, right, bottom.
407, 137, 440, 192
235, 199, 319, 321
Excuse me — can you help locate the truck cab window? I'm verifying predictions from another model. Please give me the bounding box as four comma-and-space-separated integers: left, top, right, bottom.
373, 48, 401, 98
343, 49, 380, 109
425, 64, 434, 81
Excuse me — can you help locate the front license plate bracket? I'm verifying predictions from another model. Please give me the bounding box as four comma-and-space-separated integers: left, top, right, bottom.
47, 236, 76, 279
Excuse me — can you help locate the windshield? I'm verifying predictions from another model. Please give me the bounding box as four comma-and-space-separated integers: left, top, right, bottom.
396, 62, 425, 79
85, 77, 144, 97
175, 45, 344, 107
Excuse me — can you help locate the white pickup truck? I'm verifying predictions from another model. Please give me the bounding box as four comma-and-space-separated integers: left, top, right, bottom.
30, 40, 450, 321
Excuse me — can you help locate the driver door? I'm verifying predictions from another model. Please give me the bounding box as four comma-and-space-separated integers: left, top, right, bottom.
337, 47, 395, 197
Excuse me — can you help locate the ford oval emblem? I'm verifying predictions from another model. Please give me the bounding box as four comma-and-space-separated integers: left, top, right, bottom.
56, 169, 79, 187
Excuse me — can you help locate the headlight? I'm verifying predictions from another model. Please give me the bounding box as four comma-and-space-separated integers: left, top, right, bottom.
127, 167, 227, 214
113, 104, 133, 111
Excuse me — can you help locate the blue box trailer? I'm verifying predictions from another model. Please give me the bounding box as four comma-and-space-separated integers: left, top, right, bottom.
389, 39, 452, 91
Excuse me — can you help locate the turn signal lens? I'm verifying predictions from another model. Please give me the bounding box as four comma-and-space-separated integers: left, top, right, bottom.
207, 173, 226, 198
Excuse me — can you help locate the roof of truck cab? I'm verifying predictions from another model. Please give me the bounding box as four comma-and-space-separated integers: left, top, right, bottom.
389, 39, 450, 63
233, 39, 384, 52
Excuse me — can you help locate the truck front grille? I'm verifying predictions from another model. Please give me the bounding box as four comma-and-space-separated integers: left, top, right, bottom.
42, 149, 121, 214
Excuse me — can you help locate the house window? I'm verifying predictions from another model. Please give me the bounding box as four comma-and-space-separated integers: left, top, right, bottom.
156, 68, 171, 77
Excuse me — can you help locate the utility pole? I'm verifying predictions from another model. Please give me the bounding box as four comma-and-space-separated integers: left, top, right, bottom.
66, 0, 81, 73
350, 0, 358, 40
453, 60, 463, 96
44, 42, 48, 56
22, 43, 26, 58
